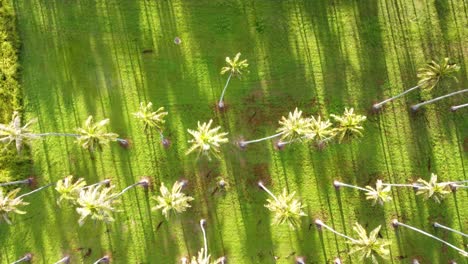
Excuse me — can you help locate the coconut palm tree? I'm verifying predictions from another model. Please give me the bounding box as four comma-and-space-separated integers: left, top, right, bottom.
54, 255, 70, 264
186, 120, 228, 160
218, 52, 248, 109
258, 181, 306, 229
330, 108, 366, 143
75, 185, 120, 226
12, 253, 33, 263
315, 219, 391, 263
0, 184, 52, 224
55, 175, 87, 205
392, 219, 468, 257
373, 58, 460, 110
451, 103, 468, 111
414, 173, 451, 203
133, 102, 168, 143
411, 88, 468, 111
93, 255, 110, 264
152, 181, 194, 218
187, 219, 226, 264
239, 108, 312, 148
333, 180, 392, 206
76, 115, 126, 152
0, 111, 37, 153
433, 222, 468, 238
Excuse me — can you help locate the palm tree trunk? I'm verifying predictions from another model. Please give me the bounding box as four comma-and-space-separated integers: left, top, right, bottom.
258, 182, 280, 203
200, 219, 209, 260
240, 132, 285, 147
451, 102, 468, 112
93, 256, 110, 264
0, 179, 30, 187
393, 220, 468, 256
113, 181, 144, 199
17, 183, 53, 199
53, 256, 70, 264
411, 89, 468, 111
382, 183, 415, 187
12, 253, 32, 264
333, 181, 369, 192
315, 220, 358, 243
433, 222, 468, 238
218, 73, 232, 108
373, 84, 422, 110
82, 179, 111, 190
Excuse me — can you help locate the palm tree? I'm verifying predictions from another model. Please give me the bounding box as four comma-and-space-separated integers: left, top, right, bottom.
333, 180, 392, 206
373, 58, 460, 110
76, 115, 126, 152
315, 220, 391, 263
0, 111, 38, 153
133, 102, 169, 144
12, 253, 33, 263
187, 219, 226, 264
75, 185, 120, 226
55, 175, 87, 205
433, 222, 468, 238
258, 181, 306, 229
392, 219, 468, 257
411, 88, 468, 111
186, 120, 228, 160
306, 115, 336, 149
239, 108, 312, 148
0, 184, 52, 224
54, 255, 70, 264
330, 108, 366, 143
93, 255, 110, 264
218, 52, 248, 109
152, 181, 194, 218
414, 173, 451, 203
451, 103, 468, 112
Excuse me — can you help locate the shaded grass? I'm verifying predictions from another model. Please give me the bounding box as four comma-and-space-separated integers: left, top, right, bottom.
2, 0, 467, 263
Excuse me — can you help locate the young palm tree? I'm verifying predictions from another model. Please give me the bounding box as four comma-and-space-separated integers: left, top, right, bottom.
0, 184, 52, 224
76, 116, 126, 152
258, 181, 306, 229
0, 111, 37, 153
12, 253, 33, 263
411, 88, 468, 111
54, 255, 70, 264
330, 108, 366, 143
373, 58, 460, 110
433, 222, 468, 238
133, 102, 168, 144
414, 174, 451, 203
186, 120, 228, 160
239, 108, 312, 148
451, 102, 468, 112
315, 220, 391, 263
392, 219, 468, 257
218, 52, 248, 109
93, 255, 110, 264
333, 180, 392, 206
187, 219, 226, 264
152, 181, 194, 218
55, 175, 87, 205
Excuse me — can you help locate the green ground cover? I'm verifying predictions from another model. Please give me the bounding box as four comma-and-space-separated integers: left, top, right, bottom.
1, 0, 467, 263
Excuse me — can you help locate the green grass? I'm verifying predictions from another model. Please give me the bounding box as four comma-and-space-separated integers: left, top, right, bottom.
1, 0, 467, 263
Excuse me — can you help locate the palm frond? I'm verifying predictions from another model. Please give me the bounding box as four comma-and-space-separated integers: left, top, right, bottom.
55, 175, 86, 205
75, 185, 120, 226
76, 116, 119, 152
186, 120, 228, 160
347, 223, 391, 263
365, 180, 392, 206
152, 181, 194, 218
0, 188, 29, 224
277, 108, 313, 142
415, 173, 450, 203
220, 52, 248, 77
133, 102, 168, 133
264, 188, 307, 229
330, 108, 366, 143
0, 111, 38, 153
417, 58, 460, 90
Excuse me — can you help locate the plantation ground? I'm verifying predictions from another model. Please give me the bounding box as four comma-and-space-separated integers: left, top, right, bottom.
2, 0, 467, 263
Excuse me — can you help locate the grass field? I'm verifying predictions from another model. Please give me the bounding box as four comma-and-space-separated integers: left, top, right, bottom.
2, 0, 467, 263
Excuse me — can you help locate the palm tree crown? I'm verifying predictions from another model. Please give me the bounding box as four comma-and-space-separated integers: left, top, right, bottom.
0, 188, 28, 224
415, 173, 451, 203
220, 52, 248, 77
133, 102, 168, 133
76, 116, 119, 152
75, 185, 120, 226
417, 58, 460, 91
330, 108, 366, 143
307, 115, 336, 148
276, 108, 313, 142
0, 111, 38, 153
152, 181, 194, 218
365, 180, 392, 206
55, 175, 86, 205
186, 120, 228, 160
348, 223, 391, 263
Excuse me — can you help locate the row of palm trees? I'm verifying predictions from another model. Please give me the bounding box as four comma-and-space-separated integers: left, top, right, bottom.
373, 57, 466, 111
